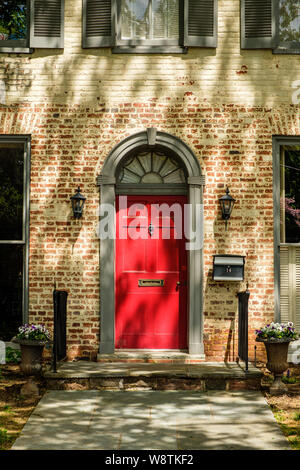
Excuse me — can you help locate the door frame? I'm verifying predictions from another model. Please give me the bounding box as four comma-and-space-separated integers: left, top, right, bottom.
0, 135, 31, 324
97, 129, 205, 356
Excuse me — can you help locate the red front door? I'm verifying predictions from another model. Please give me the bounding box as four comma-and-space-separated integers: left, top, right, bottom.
115, 195, 187, 349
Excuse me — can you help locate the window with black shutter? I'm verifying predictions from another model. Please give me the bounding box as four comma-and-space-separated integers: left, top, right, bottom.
0, 0, 64, 53
82, 0, 218, 53
241, 0, 300, 53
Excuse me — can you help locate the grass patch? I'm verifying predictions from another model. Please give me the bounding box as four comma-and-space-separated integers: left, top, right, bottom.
0, 428, 13, 449
3, 405, 14, 414
268, 397, 300, 450
263, 365, 300, 451
289, 436, 300, 451
274, 418, 300, 449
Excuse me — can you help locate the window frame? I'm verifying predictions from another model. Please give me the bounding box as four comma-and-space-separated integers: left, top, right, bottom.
83, 0, 217, 53
0, 0, 65, 53
280, 144, 300, 244
0, 135, 31, 324
0, 0, 31, 53
273, 136, 300, 324
115, 0, 183, 48
274, 41, 300, 56
241, 0, 300, 54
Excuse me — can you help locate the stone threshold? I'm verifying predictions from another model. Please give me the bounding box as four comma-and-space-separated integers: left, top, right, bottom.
97, 350, 206, 364
44, 361, 263, 391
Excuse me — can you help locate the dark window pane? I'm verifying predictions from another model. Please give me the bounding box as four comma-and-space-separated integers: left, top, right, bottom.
281, 147, 300, 243
279, 0, 300, 43
0, 1, 27, 41
0, 143, 24, 240
0, 244, 23, 341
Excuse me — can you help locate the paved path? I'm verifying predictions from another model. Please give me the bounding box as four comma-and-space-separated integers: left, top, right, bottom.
12, 390, 290, 450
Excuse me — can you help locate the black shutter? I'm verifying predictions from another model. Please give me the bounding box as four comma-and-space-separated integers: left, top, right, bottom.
184, 0, 217, 47
241, 0, 279, 49
30, 0, 64, 48
83, 0, 114, 48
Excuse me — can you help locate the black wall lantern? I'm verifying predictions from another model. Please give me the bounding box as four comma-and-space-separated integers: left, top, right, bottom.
219, 187, 235, 230
70, 187, 86, 219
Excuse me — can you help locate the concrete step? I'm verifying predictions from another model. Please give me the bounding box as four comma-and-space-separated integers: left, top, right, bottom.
44, 361, 263, 391
97, 351, 206, 364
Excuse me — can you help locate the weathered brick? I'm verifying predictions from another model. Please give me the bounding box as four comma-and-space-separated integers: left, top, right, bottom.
0, 0, 298, 361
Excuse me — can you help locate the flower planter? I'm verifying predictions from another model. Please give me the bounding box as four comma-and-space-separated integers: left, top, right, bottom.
256, 337, 294, 396
13, 338, 49, 376
13, 324, 51, 376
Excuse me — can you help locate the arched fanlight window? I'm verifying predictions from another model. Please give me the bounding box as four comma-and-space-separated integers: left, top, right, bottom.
117, 151, 187, 185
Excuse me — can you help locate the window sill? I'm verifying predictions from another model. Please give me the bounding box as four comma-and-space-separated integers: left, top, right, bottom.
279, 243, 300, 246
0, 47, 33, 54
112, 46, 187, 54
273, 47, 300, 55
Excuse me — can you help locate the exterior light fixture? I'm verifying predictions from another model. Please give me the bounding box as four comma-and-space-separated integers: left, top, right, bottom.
70, 187, 86, 219
219, 187, 235, 230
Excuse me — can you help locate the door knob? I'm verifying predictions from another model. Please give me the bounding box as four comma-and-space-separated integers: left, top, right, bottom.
177, 281, 181, 286
148, 223, 154, 237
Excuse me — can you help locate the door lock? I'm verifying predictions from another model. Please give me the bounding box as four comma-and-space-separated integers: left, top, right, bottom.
148, 223, 154, 237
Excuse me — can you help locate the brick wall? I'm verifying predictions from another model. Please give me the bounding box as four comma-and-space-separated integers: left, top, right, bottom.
0, 0, 299, 361
1, 0, 300, 107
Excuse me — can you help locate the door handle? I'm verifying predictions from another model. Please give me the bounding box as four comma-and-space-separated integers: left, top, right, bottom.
177, 282, 181, 286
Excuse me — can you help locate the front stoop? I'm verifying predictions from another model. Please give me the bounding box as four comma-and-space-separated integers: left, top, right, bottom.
44, 362, 263, 391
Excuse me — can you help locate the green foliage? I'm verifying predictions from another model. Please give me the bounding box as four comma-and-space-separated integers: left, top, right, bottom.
0, 428, 12, 447
282, 375, 299, 384
280, 0, 300, 43
294, 412, 300, 421
289, 436, 300, 450
273, 410, 285, 423
255, 321, 298, 340
3, 405, 13, 414
0, 177, 23, 225
0, 1, 27, 39
5, 347, 21, 364
16, 324, 51, 342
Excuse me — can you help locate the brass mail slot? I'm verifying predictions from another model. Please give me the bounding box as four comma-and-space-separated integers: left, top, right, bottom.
138, 279, 164, 287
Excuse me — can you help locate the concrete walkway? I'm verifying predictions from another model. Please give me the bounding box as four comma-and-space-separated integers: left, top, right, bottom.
12, 390, 290, 450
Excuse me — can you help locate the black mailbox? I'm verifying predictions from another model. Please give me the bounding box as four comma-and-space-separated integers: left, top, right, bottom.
213, 255, 245, 281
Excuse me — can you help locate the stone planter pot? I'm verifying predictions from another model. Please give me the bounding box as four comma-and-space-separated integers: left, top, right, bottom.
256, 337, 295, 396
12, 338, 49, 376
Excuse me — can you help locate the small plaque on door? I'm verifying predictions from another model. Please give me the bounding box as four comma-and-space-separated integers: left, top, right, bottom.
138, 279, 164, 287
